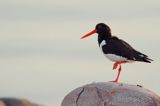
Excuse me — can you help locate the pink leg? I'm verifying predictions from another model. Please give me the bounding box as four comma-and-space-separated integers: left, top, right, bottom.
112, 64, 122, 82
111, 61, 126, 82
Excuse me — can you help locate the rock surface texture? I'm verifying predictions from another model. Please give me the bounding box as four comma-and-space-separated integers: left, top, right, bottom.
62, 82, 160, 106
0, 98, 39, 106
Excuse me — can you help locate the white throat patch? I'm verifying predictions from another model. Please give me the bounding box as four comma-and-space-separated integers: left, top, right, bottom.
100, 40, 106, 48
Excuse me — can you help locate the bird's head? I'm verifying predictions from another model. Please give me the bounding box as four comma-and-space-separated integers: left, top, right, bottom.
81, 23, 111, 39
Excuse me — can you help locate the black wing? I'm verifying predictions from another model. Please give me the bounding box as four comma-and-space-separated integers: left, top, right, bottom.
102, 36, 153, 63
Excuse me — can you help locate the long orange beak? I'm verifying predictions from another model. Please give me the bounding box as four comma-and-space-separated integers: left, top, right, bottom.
81, 29, 96, 39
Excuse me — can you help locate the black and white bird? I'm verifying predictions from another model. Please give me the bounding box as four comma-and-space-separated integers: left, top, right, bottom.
81, 23, 153, 82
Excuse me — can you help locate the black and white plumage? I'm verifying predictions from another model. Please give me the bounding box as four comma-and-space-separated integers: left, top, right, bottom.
96, 23, 152, 63
81, 23, 153, 82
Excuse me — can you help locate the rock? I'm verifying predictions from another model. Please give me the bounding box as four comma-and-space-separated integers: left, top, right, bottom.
0, 101, 6, 106
0, 98, 40, 106
61, 82, 160, 106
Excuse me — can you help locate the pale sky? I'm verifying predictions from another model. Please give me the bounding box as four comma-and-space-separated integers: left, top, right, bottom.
0, 0, 160, 106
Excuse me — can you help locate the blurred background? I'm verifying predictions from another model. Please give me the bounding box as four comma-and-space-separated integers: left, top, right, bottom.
0, 0, 160, 106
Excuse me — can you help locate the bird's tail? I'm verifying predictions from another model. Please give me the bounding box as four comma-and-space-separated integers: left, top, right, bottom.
134, 50, 153, 63
142, 56, 153, 63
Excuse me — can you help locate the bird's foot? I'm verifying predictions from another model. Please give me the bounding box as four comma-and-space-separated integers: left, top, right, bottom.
113, 62, 119, 70
110, 80, 118, 83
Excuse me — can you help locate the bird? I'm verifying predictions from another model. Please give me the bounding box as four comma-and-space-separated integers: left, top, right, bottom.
81, 23, 153, 82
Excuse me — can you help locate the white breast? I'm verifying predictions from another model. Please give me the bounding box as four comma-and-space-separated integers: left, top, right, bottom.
104, 54, 127, 62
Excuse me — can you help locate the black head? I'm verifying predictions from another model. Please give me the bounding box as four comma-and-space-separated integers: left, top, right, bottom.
81, 23, 112, 39
95, 23, 111, 36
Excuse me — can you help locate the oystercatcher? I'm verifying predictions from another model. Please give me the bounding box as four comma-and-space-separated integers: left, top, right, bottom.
81, 23, 153, 82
